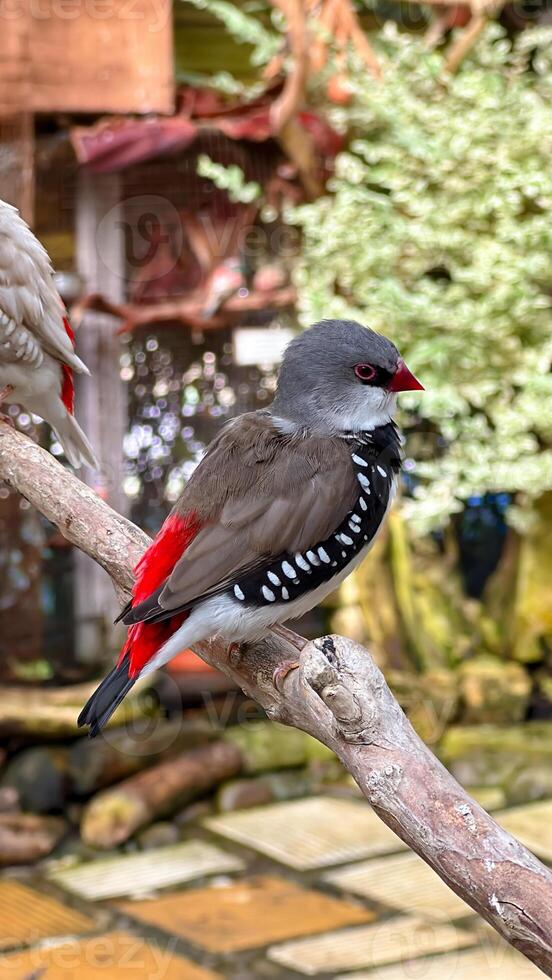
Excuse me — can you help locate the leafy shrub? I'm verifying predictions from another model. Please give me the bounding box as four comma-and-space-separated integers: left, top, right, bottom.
293, 25, 552, 532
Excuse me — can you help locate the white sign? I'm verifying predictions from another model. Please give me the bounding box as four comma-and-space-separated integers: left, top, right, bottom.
233, 326, 295, 367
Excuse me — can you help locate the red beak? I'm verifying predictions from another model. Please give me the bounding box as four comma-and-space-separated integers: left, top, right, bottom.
388, 358, 424, 392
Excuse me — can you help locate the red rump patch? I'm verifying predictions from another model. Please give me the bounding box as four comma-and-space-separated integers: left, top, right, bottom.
120, 512, 201, 676
125, 616, 186, 677
61, 365, 74, 414
133, 512, 200, 603
63, 316, 75, 345
61, 316, 75, 414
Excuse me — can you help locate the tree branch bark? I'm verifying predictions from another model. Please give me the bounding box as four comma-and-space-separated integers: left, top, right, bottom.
2, 423, 552, 975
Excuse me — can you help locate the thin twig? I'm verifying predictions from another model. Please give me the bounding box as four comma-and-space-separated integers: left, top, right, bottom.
445, 14, 488, 72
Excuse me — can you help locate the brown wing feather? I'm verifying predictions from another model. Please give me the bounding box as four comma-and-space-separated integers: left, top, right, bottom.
158, 412, 358, 613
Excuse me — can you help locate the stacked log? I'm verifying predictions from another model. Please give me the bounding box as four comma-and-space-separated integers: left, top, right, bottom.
0, 671, 550, 867
0, 813, 66, 864
0, 675, 341, 864
69, 717, 218, 795
81, 741, 243, 848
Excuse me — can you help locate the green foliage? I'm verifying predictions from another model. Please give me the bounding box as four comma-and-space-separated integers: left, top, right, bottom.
292, 25, 552, 533
197, 154, 262, 202
180, 0, 280, 66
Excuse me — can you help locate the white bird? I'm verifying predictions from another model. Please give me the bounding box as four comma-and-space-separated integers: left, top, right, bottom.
0, 201, 97, 468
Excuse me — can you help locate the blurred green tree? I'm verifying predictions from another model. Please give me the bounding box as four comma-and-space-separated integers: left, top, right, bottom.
291, 25, 552, 670
190, 6, 552, 675
293, 25, 552, 534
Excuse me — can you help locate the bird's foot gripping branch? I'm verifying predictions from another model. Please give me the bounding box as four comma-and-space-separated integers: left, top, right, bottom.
2, 422, 552, 976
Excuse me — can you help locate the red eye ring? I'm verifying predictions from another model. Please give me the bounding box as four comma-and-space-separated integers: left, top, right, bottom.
354, 363, 376, 383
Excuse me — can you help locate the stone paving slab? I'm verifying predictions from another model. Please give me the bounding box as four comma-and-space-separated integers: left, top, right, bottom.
495, 801, 552, 862
47, 840, 245, 901
0, 931, 221, 979
205, 797, 407, 870
336, 945, 543, 979
0, 880, 95, 951
267, 915, 477, 975
324, 851, 472, 921
117, 875, 374, 953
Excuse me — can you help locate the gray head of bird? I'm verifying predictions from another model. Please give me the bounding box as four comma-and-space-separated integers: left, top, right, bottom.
270, 318, 423, 435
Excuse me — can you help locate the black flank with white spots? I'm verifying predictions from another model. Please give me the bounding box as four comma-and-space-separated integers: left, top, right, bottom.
232, 422, 401, 607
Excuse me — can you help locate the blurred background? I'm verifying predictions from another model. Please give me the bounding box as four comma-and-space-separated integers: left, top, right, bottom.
0, 2, 552, 976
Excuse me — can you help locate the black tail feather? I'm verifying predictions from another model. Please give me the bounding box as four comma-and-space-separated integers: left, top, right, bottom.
78, 653, 136, 738
114, 599, 132, 624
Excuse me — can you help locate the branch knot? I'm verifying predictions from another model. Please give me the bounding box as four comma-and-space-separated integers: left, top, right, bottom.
301, 636, 366, 737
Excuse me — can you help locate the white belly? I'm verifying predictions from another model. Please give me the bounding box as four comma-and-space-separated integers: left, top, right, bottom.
0, 354, 60, 409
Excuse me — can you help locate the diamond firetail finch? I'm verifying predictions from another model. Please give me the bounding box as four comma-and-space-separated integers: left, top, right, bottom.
79, 318, 423, 736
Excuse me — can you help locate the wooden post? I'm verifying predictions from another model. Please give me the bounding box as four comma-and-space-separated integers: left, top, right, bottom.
0, 114, 35, 224
0, 112, 43, 677
74, 170, 127, 663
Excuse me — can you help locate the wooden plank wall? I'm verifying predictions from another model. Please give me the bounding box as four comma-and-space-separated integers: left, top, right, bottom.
0, 10, 29, 117
0, 0, 174, 115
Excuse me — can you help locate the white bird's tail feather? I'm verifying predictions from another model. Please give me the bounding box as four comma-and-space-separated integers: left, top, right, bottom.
65, 350, 91, 375
53, 411, 98, 469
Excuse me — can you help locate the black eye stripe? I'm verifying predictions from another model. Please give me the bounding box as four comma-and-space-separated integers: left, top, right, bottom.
354, 364, 394, 388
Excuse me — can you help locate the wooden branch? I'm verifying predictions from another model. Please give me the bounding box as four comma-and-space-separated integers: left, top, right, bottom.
425, 10, 454, 48
269, 0, 310, 134
2, 423, 552, 974
445, 13, 488, 72
338, 0, 382, 80
445, 0, 505, 73
276, 118, 324, 200
73, 286, 297, 334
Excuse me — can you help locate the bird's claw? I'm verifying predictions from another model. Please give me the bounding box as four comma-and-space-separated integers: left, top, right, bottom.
272, 659, 300, 693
